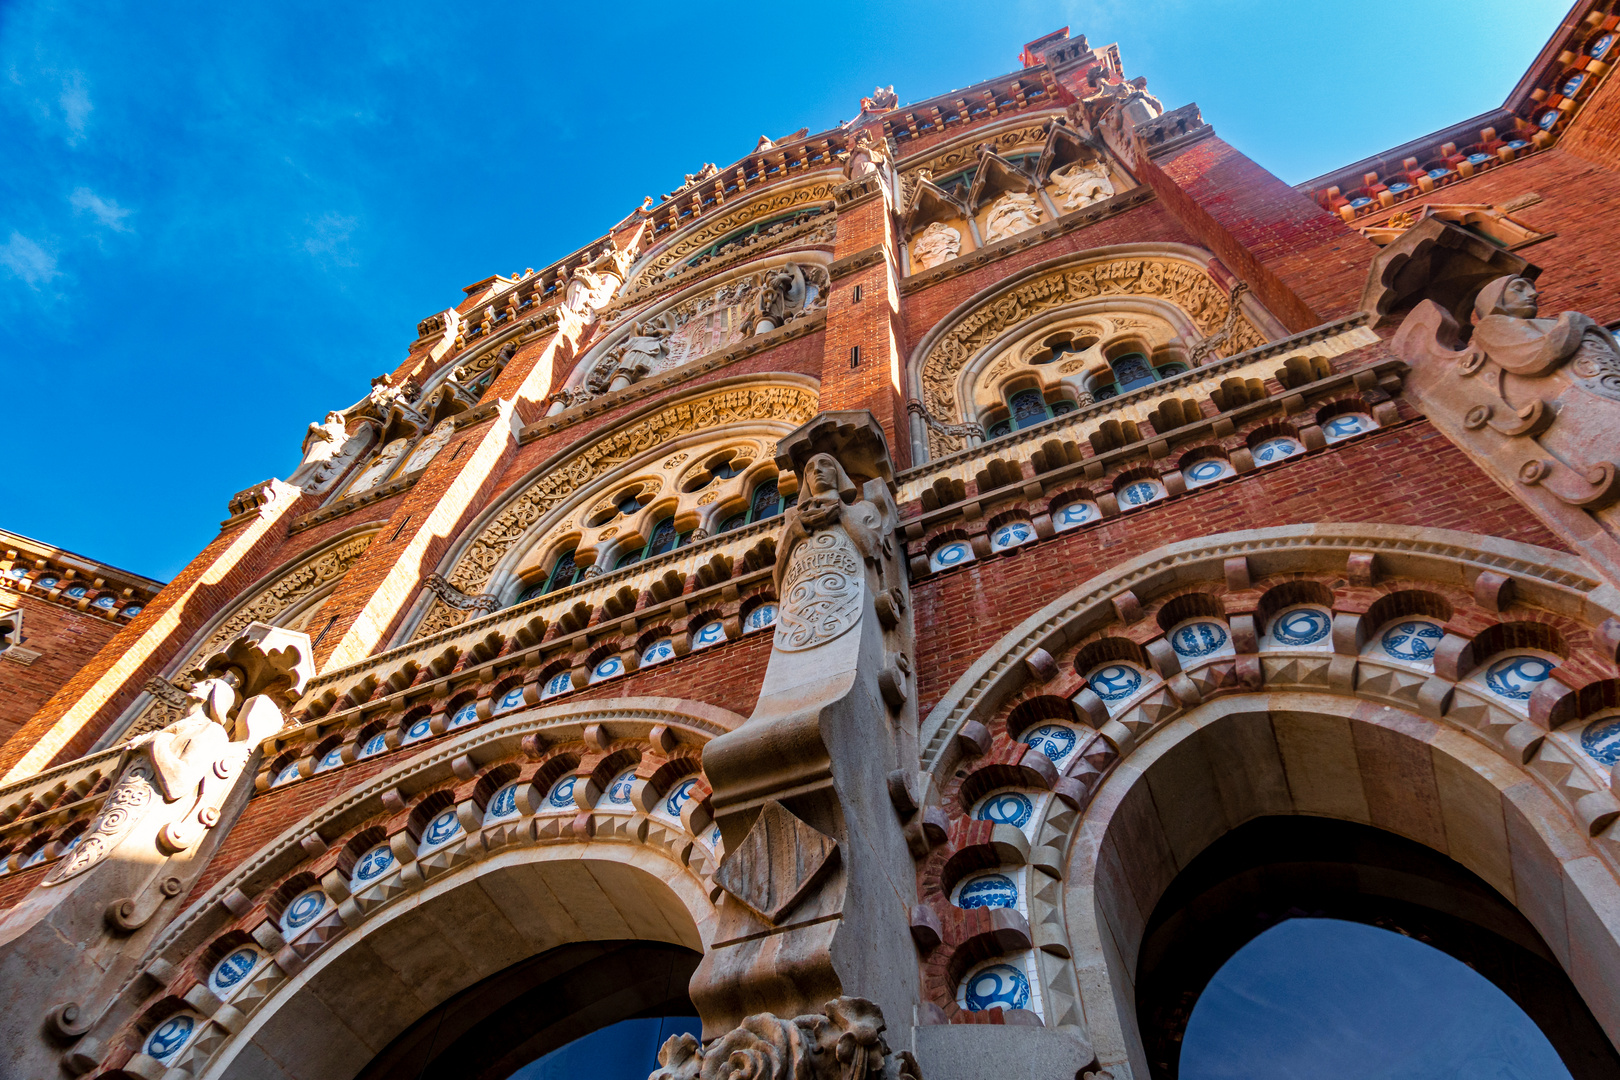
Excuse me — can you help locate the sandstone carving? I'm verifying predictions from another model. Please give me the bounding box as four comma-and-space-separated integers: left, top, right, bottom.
981, 191, 1043, 244
636, 182, 838, 282
403, 418, 457, 473
1049, 162, 1114, 209
292, 412, 371, 494
346, 437, 409, 495
860, 85, 898, 113
843, 130, 889, 182
650, 997, 917, 1080
774, 455, 886, 652
911, 222, 961, 271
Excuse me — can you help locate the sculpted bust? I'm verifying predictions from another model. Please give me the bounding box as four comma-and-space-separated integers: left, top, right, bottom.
1468, 275, 1620, 398
1049, 162, 1114, 210
911, 222, 961, 271
982, 191, 1043, 244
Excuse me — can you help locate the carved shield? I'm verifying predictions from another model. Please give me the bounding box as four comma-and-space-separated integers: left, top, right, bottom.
774, 531, 864, 652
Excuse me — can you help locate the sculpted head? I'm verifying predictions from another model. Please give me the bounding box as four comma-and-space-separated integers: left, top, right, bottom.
1475, 275, 1540, 321
802, 453, 856, 501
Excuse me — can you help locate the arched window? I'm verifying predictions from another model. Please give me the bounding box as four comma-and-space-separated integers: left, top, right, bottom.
1090, 352, 1188, 401
721, 480, 793, 533
617, 516, 690, 568
545, 550, 582, 594
986, 389, 1078, 440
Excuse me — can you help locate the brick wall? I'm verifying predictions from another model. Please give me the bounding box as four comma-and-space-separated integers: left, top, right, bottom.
0, 594, 124, 748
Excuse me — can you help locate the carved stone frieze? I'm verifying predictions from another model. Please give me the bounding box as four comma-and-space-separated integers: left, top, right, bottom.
636, 182, 839, 283
430, 386, 819, 612
917, 255, 1266, 456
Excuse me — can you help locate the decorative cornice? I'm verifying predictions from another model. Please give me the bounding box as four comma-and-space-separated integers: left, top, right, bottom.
829, 246, 885, 280
1135, 103, 1214, 159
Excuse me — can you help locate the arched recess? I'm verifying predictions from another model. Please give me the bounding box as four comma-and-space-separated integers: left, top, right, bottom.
402, 373, 818, 641
905, 244, 1287, 460
625, 176, 838, 288
913, 524, 1620, 1077
96, 527, 379, 748
97, 697, 733, 1080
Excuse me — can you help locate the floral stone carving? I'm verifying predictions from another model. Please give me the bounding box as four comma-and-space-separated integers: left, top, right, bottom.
648, 997, 920, 1080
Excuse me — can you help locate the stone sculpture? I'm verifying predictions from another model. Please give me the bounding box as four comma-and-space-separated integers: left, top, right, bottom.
403, 418, 457, 472
1049, 162, 1114, 209
292, 412, 370, 494
755, 264, 808, 333
981, 191, 1043, 244
911, 222, 961, 271
565, 245, 631, 324
346, 437, 409, 495
1394, 273, 1620, 586
843, 130, 889, 181
860, 85, 898, 113
613, 318, 674, 389
647, 996, 920, 1080
773, 454, 887, 651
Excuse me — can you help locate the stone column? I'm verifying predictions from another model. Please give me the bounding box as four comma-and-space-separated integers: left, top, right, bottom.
691, 411, 920, 1045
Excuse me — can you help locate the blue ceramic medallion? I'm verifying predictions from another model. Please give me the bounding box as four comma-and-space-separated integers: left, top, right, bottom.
488, 784, 520, 820
1271, 607, 1331, 647
962, 963, 1031, 1012
146, 1015, 196, 1061
1381, 621, 1443, 662
548, 776, 577, 810
1582, 717, 1620, 765
210, 948, 260, 995
665, 777, 698, 817
1087, 663, 1144, 703
352, 844, 395, 884
976, 792, 1034, 828
746, 604, 778, 632
958, 873, 1019, 910
282, 889, 327, 932
1171, 621, 1229, 659
1253, 437, 1301, 464
421, 809, 462, 849
1023, 724, 1078, 763
1483, 654, 1555, 700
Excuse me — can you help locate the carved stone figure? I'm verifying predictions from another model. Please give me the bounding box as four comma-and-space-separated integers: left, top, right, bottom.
403, 418, 457, 473
755, 264, 808, 333
612, 318, 674, 389
647, 997, 918, 1080
346, 437, 410, 496
1049, 162, 1115, 210
1393, 273, 1620, 587
564, 246, 629, 324
981, 191, 1043, 243
843, 130, 889, 181
911, 222, 961, 271
292, 412, 369, 494
860, 85, 898, 113
773, 454, 886, 651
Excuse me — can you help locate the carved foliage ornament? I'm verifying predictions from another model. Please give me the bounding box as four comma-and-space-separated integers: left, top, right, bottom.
638, 182, 838, 282
432, 386, 819, 606
648, 997, 919, 1080
919, 256, 1266, 455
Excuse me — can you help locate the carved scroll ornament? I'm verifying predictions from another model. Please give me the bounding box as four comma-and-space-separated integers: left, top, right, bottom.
648, 997, 919, 1080
773, 455, 887, 652
917, 255, 1266, 456
637, 181, 838, 282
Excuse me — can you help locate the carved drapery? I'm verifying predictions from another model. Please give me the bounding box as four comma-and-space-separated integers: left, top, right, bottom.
648, 997, 919, 1080
413, 385, 819, 638
636, 182, 838, 282
917, 255, 1267, 456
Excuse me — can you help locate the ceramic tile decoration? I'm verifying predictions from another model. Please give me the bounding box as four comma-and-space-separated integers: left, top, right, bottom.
494, 687, 528, 714
21, 847, 45, 867
144, 1014, 197, 1062
314, 746, 344, 773
35, 577, 58, 589
589, 655, 624, 683
1264, 605, 1333, 649
208, 946, 263, 999
1582, 715, 1620, 765
1322, 412, 1377, 442
93, 595, 116, 609
274, 762, 301, 786
449, 702, 480, 728
1168, 618, 1233, 661
419, 808, 463, 852
1022, 723, 1081, 767
642, 637, 676, 665
1053, 500, 1099, 531
485, 783, 521, 823
542, 671, 574, 698
1252, 436, 1302, 464
65, 585, 87, 598
958, 960, 1032, 1012
1085, 661, 1147, 710
545, 776, 578, 812
693, 620, 727, 648
745, 603, 778, 632
1118, 478, 1166, 508
122, 604, 143, 616
280, 889, 328, 936
929, 540, 973, 571
1183, 458, 1234, 488
402, 715, 434, 744
350, 844, 396, 887
973, 790, 1035, 829
662, 777, 699, 820
954, 871, 1019, 910
1478, 652, 1558, 702
990, 521, 1035, 551
599, 768, 637, 809
1375, 618, 1445, 666
358, 732, 388, 758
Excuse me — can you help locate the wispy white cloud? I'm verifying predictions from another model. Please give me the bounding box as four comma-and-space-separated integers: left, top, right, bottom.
302, 212, 359, 269
69, 187, 133, 232
58, 71, 92, 142
0, 232, 61, 288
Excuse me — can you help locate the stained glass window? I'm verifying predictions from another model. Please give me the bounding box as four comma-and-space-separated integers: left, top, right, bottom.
646, 517, 680, 557
750, 481, 781, 521
545, 551, 580, 593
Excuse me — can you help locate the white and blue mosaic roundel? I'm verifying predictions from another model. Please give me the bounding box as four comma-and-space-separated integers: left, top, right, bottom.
93, 594, 116, 609
1582, 715, 1620, 766
1087, 662, 1144, 703
590, 655, 624, 682
975, 791, 1034, 829
603, 769, 637, 807
1023, 724, 1079, 765
991, 521, 1035, 551
665, 777, 699, 818
316, 746, 344, 772
1253, 437, 1302, 465
359, 732, 389, 758
208, 946, 262, 997
1119, 479, 1165, 507
1482, 654, 1556, 701
123, 604, 144, 617
1054, 500, 1098, 531
281, 888, 328, 934
351, 844, 396, 885
1380, 620, 1444, 663
421, 809, 463, 850
495, 687, 528, 714
1184, 459, 1233, 488
543, 671, 574, 698
1169, 620, 1230, 660
487, 783, 521, 822
450, 702, 480, 728
1269, 606, 1332, 648
1322, 413, 1376, 442
693, 620, 727, 648
547, 776, 578, 811
274, 762, 301, 786
404, 715, 434, 743
960, 962, 1031, 1013
930, 541, 973, 571
145, 1014, 197, 1062
956, 872, 1018, 910
642, 637, 676, 665
746, 604, 778, 633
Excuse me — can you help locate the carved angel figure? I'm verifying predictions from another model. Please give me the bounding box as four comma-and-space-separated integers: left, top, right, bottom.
911, 222, 961, 271
403, 418, 456, 473
346, 437, 409, 496
1049, 162, 1115, 210
982, 191, 1043, 244
617, 317, 673, 382
774, 455, 886, 598
755, 264, 808, 333
293, 412, 369, 493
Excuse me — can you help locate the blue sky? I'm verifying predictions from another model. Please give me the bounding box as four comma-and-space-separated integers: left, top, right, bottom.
2, 0, 1568, 580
